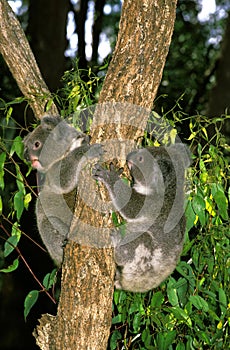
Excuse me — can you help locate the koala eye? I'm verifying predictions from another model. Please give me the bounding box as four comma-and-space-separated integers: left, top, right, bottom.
138, 155, 144, 163
33, 140, 42, 150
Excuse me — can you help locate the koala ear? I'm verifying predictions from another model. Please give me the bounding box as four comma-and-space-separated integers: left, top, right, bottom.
40, 115, 62, 131
169, 143, 192, 168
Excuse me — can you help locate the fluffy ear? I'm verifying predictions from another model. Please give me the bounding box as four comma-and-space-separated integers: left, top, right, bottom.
40, 115, 62, 131
169, 143, 192, 168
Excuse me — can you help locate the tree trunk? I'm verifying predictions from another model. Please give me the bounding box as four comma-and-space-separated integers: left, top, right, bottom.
0, 0, 178, 348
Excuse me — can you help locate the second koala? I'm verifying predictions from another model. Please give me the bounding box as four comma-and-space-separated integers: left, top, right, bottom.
93, 144, 190, 292
24, 115, 102, 265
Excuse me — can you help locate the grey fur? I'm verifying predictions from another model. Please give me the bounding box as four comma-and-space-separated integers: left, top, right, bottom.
93, 144, 190, 292
24, 115, 102, 265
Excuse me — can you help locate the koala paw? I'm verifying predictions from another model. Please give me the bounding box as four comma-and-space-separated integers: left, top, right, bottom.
87, 144, 104, 159
110, 228, 122, 247
93, 163, 123, 184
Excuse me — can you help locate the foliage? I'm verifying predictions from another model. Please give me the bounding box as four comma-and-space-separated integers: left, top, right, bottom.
0, 68, 229, 347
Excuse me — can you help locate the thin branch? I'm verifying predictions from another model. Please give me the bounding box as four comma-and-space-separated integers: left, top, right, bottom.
0, 223, 56, 304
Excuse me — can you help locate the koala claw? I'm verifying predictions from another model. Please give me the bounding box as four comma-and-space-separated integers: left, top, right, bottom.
93, 163, 123, 185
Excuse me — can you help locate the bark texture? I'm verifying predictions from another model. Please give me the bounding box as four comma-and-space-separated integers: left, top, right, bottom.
98, 0, 178, 108
0, 0, 58, 117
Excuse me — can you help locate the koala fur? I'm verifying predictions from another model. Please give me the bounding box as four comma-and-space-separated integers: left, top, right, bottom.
93, 144, 190, 292
24, 115, 102, 265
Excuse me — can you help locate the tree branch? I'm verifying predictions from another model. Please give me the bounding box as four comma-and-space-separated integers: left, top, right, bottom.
0, 0, 58, 117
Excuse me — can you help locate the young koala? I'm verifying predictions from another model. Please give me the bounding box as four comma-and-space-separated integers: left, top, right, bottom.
93, 144, 190, 292
24, 115, 102, 265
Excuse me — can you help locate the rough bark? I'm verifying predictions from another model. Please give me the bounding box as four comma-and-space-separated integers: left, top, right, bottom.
98, 0, 178, 108
0, 0, 58, 117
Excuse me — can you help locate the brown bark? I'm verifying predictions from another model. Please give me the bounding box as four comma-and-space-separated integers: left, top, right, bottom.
98, 0, 178, 108
0, 0, 58, 117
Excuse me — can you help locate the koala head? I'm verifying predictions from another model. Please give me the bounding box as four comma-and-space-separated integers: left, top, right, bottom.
23, 115, 88, 172
126, 144, 191, 195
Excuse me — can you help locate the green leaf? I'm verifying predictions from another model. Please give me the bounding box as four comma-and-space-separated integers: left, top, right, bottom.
6, 106, 13, 123
0, 196, 2, 215
4, 223, 21, 257
156, 331, 177, 350
192, 195, 206, 226
15, 164, 25, 193
170, 307, 192, 327
10, 136, 24, 160
14, 191, 24, 220
167, 278, 179, 306
151, 291, 164, 307
0, 152, 6, 190
24, 193, 32, 210
133, 313, 141, 332
197, 331, 211, 344
212, 190, 228, 220
0, 258, 19, 273
176, 343, 185, 350
45, 98, 54, 111
112, 314, 122, 324
43, 269, 57, 290
112, 212, 119, 226
109, 329, 122, 350
219, 288, 227, 315
185, 200, 196, 232
24, 290, 39, 321
4, 235, 19, 257
189, 295, 209, 312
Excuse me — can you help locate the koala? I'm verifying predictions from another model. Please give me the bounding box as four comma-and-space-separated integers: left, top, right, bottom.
93, 144, 190, 292
24, 115, 102, 265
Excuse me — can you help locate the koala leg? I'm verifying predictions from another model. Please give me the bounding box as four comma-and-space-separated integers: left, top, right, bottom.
36, 199, 69, 266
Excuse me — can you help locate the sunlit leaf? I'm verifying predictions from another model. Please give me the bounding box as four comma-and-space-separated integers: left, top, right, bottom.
0, 258, 19, 273
192, 195, 206, 226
